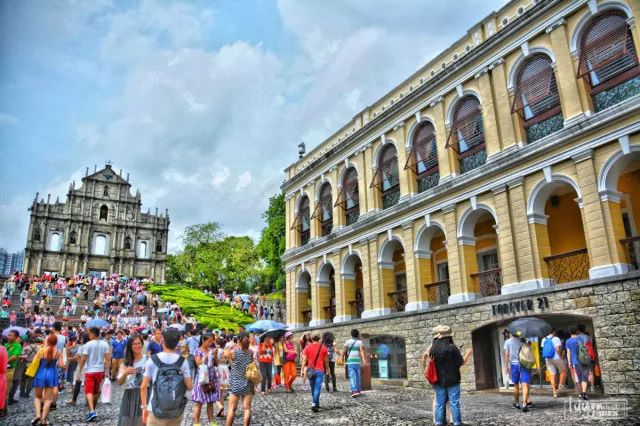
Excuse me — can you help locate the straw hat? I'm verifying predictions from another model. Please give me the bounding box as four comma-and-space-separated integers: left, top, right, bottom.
432, 324, 454, 339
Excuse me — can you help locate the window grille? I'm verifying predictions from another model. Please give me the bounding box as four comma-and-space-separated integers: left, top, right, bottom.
405, 122, 439, 192
335, 167, 360, 226
445, 96, 485, 155
311, 184, 333, 236
290, 196, 311, 245
370, 144, 400, 209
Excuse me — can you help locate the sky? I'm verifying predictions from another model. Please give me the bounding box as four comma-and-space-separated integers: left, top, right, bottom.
0, 0, 506, 253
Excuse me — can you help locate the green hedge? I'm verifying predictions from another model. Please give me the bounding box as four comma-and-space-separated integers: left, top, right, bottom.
148, 284, 254, 331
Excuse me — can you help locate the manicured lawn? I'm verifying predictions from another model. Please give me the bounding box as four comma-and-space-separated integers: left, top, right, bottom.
148, 284, 254, 331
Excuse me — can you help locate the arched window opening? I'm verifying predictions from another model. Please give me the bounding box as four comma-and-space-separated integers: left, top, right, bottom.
124, 236, 132, 250
69, 231, 77, 245
138, 241, 148, 259
370, 144, 400, 209
446, 96, 486, 173
49, 233, 62, 252
290, 196, 311, 246
335, 167, 360, 226
156, 239, 163, 253
405, 121, 439, 192
94, 235, 107, 256
512, 54, 563, 143
312, 183, 333, 237
577, 10, 640, 111
100, 205, 108, 220
33, 227, 41, 242
103, 186, 109, 197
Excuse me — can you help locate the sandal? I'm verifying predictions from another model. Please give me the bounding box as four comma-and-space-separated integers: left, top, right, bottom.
216, 410, 225, 418
31, 418, 41, 426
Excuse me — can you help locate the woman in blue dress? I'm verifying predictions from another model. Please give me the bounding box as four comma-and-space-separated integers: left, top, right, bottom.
32, 334, 63, 426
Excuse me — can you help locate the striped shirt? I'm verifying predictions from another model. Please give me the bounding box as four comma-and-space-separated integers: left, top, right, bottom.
344, 338, 362, 365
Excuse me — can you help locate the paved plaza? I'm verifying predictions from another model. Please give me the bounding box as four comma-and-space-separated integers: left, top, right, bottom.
2, 380, 637, 426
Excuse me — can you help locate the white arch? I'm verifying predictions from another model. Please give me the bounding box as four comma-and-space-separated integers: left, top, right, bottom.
445, 89, 482, 127
405, 117, 437, 149
457, 203, 498, 239
414, 221, 447, 254
598, 145, 640, 193
507, 47, 557, 92
372, 138, 399, 168
295, 269, 311, 291
48, 232, 62, 252
341, 251, 363, 276
526, 174, 583, 220
377, 235, 405, 265
316, 261, 335, 284
94, 234, 108, 256
337, 163, 359, 188
294, 192, 310, 215
569, 1, 633, 54
314, 180, 333, 203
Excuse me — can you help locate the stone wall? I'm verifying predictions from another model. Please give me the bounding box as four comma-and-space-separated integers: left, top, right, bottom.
293, 272, 640, 401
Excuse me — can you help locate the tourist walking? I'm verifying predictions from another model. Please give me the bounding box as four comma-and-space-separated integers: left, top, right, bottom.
541, 328, 565, 398
111, 330, 127, 381
343, 329, 367, 397
32, 334, 63, 426
301, 331, 329, 413
192, 332, 222, 426
273, 336, 284, 389
504, 332, 532, 411
224, 332, 255, 426
322, 332, 337, 392
140, 327, 192, 426
427, 325, 472, 426
20, 336, 41, 398
566, 325, 589, 400
0, 344, 7, 418
258, 336, 274, 395
77, 327, 111, 422
282, 332, 297, 393
4, 330, 22, 406
299, 332, 311, 390
117, 334, 147, 426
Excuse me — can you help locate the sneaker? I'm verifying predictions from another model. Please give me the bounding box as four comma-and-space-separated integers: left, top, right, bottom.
311, 405, 318, 413
581, 393, 589, 401
51, 403, 57, 411
526, 402, 535, 408
522, 406, 529, 413
512, 403, 521, 410
86, 411, 97, 422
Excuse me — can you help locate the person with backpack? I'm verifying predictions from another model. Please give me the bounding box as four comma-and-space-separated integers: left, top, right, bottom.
140, 327, 192, 426
301, 331, 329, 413
577, 324, 597, 391
566, 325, 589, 400
541, 328, 565, 398
503, 333, 532, 412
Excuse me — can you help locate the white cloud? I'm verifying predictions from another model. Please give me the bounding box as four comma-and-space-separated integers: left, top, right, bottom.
236, 171, 252, 191
0, 113, 20, 125
211, 165, 231, 187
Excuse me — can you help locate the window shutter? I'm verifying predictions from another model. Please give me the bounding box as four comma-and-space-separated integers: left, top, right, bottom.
405, 122, 438, 174
445, 96, 484, 154
335, 169, 359, 210
511, 54, 559, 116
370, 145, 399, 190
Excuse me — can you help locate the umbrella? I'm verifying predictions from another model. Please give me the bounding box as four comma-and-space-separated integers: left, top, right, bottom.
507, 316, 552, 338
259, 328, 288, 341
86, 319, 109, 328
168, 323, 185, 331
246, 320, 287, 333
2, 326, 28, 337
157, 308, 170, 313
111, 273, 119, 278
239, 294, 251, 303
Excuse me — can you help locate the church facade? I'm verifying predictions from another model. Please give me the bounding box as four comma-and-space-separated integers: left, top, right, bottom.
23, 163, 169, 283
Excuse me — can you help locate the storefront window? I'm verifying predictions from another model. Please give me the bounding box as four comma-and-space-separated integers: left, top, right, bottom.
369, 335, 407, 379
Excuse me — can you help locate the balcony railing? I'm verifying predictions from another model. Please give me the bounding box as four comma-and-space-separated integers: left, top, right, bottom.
301, 309, 312, 325
621, 235, 640, 270
544, 248, 590, 284
348, 298, 364, 319
424, 279, 450, 305
471, 268, 502, 297
387, 289, 407, 312
322, 304, 336, 323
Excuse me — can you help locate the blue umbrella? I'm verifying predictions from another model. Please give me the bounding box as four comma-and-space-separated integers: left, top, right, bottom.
3, 326, 28, 337
86, 318, 109, 328
246, 320, 286, 332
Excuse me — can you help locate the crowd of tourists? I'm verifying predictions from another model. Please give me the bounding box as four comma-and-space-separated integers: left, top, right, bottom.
207, 289, 285, 323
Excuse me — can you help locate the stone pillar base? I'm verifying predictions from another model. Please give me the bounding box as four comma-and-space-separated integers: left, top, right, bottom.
589, 263, 632, 279
405, 301, 433, 312
333, 315, 352, 323
448, 292, 479, 304
361, 308, 391, 319
309, 319, 327, 327
501, 278, 553, 295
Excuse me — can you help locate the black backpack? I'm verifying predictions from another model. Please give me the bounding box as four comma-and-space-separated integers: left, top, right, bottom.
150, 354, 188, 419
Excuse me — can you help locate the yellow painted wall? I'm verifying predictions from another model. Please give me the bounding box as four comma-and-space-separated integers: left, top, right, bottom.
474, 218, 497, 251
545, 191, 587, 254
619, 169, 640, 233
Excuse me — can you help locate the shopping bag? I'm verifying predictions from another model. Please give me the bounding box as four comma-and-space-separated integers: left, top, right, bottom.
25, 349, 43, 378
198, 363, 209, 385
100, 378, 112, 403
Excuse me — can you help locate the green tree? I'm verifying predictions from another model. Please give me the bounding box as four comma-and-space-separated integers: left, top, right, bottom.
256, 193, 286, 292
182, 222, 224, 247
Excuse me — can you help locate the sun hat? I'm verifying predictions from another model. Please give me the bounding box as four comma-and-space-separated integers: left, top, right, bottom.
311, 330, 322, 340
432, 324, 454, 339
284, 331, 293, 339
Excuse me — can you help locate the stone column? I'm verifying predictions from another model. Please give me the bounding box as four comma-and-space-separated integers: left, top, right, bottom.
364, 144, 380, 211
308, 181, 320, 241
490, 59, 517, 151
335, 266, 355, 323
310, 276, 330, 327
547, 19, 587, 121
360, 237, 377, 316
491, 185, 518, 289
354, 149, 369, 214
393, 123, 414, 197
403, 221, 428, 311
429, 98, 453, 181
442, 205, 464, 303
331, 167, 344, 230
600, 193, 633, 268
475, 71, 501, 158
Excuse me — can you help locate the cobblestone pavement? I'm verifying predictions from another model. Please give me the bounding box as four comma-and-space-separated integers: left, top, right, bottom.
1, 380, 638, 426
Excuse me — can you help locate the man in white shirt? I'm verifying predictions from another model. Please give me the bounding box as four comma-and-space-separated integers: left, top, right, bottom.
541, 328, 565, 398
77, 327, 111, 422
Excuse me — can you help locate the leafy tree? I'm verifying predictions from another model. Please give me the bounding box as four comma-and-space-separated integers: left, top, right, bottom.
256, 193, 286, 292
182, 222, 224, 247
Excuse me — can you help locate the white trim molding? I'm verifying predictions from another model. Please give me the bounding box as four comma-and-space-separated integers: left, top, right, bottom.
448, 292, 479, 304
333, 315, 353, 323
405, 301, 433, 312
309, 319, 328, 327
501, 278, 553, 295
361, 308, 392, 319
589, 263, 632, 279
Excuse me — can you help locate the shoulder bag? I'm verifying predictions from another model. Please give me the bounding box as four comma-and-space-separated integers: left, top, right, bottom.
344, 339, 358, 380
306, 343, 323, 380
425, 355, 438, 385
25, 348, 43, 378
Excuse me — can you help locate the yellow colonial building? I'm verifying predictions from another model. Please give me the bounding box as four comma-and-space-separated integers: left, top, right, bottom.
283, 0, 640, 332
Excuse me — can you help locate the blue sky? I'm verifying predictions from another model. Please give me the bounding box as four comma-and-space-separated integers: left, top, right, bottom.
0, 0, 505, 253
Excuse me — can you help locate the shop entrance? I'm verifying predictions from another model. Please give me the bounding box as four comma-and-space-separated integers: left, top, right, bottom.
471, 314, 598, 391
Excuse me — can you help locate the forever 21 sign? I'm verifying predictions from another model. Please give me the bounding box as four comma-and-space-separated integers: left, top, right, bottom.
491, 297, 549, 316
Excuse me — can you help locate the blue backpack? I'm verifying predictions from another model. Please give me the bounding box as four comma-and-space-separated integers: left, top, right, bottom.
542, 337, 555, 359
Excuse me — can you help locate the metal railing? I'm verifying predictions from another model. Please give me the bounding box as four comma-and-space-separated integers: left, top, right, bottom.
620, 235, 640, 270
471, 268, 502, 297
544, 248, 590, 284
387, 289, 407, 312
348, 298, 364, 319
424, 279, 450, 305
322, 304, 336, 323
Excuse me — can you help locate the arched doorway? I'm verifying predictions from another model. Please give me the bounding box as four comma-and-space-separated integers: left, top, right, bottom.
341, 253, 364, 320
528, 176, 589, 283
472, 314, 599, 391
414, 223, 449, 307
379, 237, 406, 313
458, 207, 501, 298
599, 148, 640, 271
316, 262, 336, 324
295, 271, 312, 327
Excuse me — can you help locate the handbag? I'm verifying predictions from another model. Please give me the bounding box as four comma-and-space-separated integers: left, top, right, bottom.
25, 348, 43, 378
245, 361, 262, 385
344, 339, 358, 380
306, 343, 323, 381
425, 356, 438, 385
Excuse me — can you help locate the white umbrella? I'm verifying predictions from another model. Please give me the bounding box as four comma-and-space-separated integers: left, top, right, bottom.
168, 323, 185, 331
